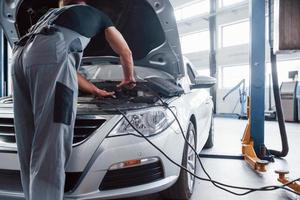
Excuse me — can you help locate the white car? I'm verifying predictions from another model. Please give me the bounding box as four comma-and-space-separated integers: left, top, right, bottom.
0, 0, 215, 199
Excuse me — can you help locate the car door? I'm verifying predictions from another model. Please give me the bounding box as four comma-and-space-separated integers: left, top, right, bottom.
186, 62, 213, 150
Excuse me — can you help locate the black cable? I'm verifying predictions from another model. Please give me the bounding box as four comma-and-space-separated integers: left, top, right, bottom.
139, 80, 299, 194
100, 99, 300, 196
137, 82, 300, 195
116, 105, 300, 196
138, 83, 253, 191
155, 96, 299, 194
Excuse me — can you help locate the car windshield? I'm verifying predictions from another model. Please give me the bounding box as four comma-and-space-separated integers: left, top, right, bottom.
79, 63, 174, 81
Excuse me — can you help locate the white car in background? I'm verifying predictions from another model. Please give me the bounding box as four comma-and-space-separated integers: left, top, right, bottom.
0, 0, 215, 199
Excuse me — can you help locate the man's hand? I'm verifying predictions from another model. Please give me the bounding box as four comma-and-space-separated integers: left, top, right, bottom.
77, 73, 116, 98
94, 88, 116, 98
117, 77, 136, 89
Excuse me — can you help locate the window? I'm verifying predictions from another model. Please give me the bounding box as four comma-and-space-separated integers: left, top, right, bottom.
175, 0, 209, 21
221, 0, 245, 7
270, 60, 300, 84
220, 65, 249, 88
220, 60, 300, 89
198, 68, 210, 76
180, 31, 210, 54
220, 20, 249, 47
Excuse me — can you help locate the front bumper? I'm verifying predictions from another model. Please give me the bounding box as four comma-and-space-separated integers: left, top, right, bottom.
0, 115, 185, 199
66, 122, 184, 199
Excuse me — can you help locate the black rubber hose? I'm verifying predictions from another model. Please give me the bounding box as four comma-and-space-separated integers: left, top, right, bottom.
268, 0, 289, 157
269, 50, 289, 157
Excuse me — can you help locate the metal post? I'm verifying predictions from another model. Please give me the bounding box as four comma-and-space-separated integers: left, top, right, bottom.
209, 0, 217, 113
0, 29, 4, 97
249, 0, 266, 158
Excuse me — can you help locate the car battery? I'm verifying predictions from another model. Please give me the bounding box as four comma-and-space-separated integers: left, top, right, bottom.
280, 81, 299, 122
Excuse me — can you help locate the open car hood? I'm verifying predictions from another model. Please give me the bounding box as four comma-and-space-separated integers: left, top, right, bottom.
0, 0, 184, 78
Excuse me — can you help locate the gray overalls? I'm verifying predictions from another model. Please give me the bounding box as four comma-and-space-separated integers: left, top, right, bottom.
11, 6, 90, 200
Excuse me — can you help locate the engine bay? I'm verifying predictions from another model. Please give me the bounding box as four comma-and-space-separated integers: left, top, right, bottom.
77, 81, 163, 112
0, 78, 184, 113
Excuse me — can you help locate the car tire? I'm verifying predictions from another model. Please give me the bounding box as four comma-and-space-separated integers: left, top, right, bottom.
204, 115, 214, 149
161, 122, 197, 200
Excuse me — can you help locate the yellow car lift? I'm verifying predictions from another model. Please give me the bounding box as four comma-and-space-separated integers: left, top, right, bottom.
275, 170, 300, 193
241, 97, 268, 172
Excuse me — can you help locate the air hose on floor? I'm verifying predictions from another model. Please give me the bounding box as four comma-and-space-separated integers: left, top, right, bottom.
267, 0, 289, 157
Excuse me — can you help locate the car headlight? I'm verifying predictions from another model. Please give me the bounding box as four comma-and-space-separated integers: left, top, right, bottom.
109, 107, 176, 137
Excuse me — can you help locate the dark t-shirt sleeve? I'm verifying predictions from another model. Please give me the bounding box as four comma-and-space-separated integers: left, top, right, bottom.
100, 11, 114, 29
53, 5, 114, 38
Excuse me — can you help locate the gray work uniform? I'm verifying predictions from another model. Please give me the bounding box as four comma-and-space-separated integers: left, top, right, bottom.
11, 7, 90, 200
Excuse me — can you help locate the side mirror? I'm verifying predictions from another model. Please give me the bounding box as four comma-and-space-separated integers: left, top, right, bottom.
190, 76, 216, 89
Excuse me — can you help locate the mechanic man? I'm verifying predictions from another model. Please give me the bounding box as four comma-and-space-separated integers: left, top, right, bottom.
11, 0, 135, 199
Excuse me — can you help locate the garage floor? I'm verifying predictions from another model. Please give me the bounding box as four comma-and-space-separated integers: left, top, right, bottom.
1, 117, 299, 200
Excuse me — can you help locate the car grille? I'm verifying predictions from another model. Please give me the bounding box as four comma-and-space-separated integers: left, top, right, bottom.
0, 118, 15, 143
73, 118, 106, 144
0, 117, 106, 145
0, 169, 82, 193
99, 161, 164, 191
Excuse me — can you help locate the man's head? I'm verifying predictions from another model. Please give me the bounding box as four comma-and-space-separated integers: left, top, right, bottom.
59, 0, 87, 7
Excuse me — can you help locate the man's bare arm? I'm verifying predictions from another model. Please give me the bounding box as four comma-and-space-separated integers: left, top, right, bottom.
77, 27, 134, 96
105, 27, 135, 88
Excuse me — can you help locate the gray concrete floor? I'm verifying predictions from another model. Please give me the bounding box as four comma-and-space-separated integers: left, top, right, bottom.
1, 118, 299, 200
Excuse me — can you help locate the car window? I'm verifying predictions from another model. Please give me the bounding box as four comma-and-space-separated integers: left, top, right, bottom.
187, 64, 196, 84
